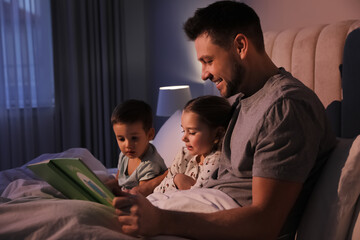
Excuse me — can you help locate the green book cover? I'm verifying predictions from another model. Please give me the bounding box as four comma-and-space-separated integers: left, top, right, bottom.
27, 158, 114, 207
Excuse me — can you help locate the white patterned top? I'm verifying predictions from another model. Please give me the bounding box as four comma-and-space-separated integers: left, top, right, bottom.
154, 147, 220, 193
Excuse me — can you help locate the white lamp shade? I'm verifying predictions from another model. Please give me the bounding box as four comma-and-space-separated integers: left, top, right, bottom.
156, 85, 192, 117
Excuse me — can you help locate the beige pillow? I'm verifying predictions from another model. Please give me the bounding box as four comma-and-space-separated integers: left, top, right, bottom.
152, 110, 184, 167
296, 135, 360, 240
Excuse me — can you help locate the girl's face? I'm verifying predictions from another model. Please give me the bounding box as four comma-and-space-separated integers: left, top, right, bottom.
113, 121, 154, 159
181, 110, 219, 157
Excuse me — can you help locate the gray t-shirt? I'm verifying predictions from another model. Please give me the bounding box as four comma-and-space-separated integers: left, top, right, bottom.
206, 68, 336, 236
117, 143, 167, 189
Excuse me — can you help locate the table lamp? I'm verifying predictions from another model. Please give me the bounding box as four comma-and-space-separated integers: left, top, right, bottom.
156, 85, 192, 117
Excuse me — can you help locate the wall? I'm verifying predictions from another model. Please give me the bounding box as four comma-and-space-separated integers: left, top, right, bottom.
124, 0, 360, 130
145, 0, 216, 130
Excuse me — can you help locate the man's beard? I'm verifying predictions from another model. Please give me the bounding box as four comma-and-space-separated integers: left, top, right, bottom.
223, 60, 245, 98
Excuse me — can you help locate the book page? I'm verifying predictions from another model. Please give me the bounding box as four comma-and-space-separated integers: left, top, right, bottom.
51, 158, 115, 207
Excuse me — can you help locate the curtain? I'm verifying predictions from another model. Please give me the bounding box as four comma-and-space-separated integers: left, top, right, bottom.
51, 0, 125, 168
0, 0, 56, 170
0, 0, 125, 170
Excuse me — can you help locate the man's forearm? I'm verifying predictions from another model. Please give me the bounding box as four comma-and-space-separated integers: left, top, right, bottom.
156, 178, 302, 239
158, 206, 278, 240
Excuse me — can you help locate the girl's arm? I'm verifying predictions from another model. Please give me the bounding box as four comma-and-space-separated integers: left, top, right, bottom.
173, 173, 196, 190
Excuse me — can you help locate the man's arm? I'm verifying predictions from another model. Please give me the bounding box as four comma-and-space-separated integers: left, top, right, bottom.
113, 177, 302, 239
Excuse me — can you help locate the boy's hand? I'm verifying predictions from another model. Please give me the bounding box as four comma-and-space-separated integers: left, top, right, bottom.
104, 178, 123, 196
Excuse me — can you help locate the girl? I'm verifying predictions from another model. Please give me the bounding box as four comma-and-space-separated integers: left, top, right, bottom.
154, 95, 231, 193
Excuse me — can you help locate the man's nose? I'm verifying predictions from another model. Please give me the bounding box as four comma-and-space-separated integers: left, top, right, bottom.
201, 65, 212, 81
201, 69, 211, 81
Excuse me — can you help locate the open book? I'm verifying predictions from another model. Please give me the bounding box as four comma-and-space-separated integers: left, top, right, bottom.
27, 158, 115, 207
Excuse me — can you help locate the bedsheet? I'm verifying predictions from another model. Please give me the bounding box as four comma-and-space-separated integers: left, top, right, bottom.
0, 148, 238, 240
0, 148, 111, 196
0, 197, 135, 240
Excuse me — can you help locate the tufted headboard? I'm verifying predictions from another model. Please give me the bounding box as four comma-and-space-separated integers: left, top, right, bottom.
264, 19, 360, 138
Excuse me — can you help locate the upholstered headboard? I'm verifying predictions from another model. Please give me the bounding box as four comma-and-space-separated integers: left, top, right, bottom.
264, 19, 360, 138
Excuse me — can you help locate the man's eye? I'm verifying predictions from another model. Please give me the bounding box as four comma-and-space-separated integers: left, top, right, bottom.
132, 136, 138, 141
118, 137, 125, 142
189, 132, 196, 135
200, 59, 212, 65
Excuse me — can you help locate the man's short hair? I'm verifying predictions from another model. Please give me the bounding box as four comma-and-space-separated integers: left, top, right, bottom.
111, 99, 153, 132
183, 1, 265, 52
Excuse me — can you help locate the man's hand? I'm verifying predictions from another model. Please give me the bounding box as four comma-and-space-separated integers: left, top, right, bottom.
113, 190, 162, 236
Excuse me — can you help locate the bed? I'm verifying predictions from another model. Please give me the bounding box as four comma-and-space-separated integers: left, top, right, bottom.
1, 20, 360, 240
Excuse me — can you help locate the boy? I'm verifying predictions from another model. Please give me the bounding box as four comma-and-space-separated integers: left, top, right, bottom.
110, 99, 167, 190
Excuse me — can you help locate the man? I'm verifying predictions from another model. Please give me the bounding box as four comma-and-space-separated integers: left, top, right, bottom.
113, 1, 336, 239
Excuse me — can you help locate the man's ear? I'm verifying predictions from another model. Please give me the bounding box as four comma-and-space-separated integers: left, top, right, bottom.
234, 33, 248, 59
214, 126, 225, 143
148, 127, 155, 141
216, 127, 225, 139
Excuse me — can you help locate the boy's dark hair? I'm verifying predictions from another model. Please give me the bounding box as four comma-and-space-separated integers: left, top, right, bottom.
183, 95, 231, 129
183, 1, 265, 52
111, 99, 153, 132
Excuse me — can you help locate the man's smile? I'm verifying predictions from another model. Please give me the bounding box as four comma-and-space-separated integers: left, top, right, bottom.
214, 78, 223, 85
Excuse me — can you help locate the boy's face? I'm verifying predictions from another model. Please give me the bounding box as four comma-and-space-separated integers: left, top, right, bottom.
113, 121, 154, 159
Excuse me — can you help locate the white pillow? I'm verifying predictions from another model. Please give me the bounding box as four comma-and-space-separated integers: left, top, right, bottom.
296, 135, 360, 240
152, 110, 184, 167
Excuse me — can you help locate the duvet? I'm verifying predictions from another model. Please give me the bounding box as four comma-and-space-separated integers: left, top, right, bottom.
0, 148, 238, 239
